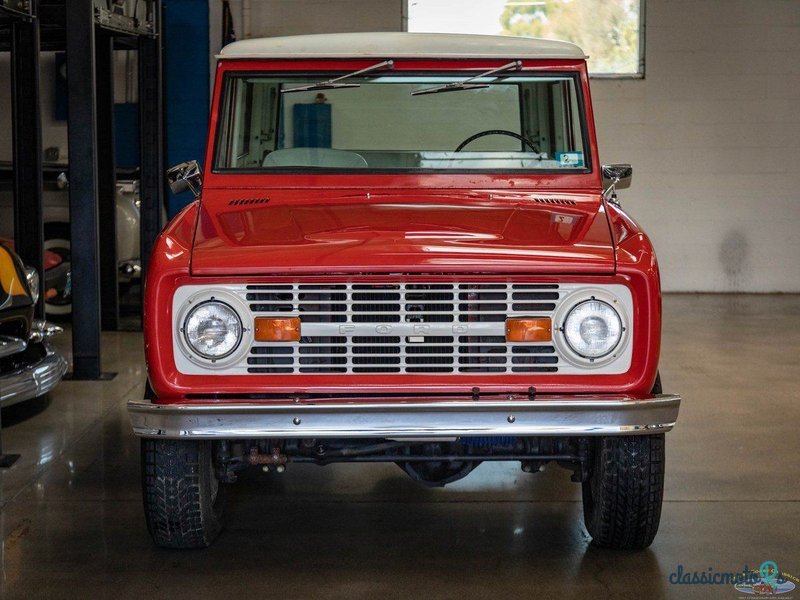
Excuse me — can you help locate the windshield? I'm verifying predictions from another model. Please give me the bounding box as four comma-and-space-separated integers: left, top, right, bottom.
214, 73, 588, 172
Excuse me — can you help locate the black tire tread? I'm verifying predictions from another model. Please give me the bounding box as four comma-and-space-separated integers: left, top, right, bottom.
582, 434, 665, 550
651, 372, 663, 394
141, 439, 224, 549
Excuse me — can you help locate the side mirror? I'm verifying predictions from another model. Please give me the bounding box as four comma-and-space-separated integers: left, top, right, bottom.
602, 164, 632, 190
166, 160, 202, 197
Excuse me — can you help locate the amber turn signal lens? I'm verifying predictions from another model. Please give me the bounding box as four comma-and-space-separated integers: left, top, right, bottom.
506, 318, 552, 343
254, 317, 301, 342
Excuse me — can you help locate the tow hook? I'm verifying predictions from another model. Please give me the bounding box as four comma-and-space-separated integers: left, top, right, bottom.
249, 447, 288, 473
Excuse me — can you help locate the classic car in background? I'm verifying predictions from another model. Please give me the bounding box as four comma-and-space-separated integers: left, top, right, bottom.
0, 162, 142, 317
0, 239, 70, 313
0, 241, 68, 408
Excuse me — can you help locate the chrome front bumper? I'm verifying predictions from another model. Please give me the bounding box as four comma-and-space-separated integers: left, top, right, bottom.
127, 394, 681, 439
0, 341, 68, 407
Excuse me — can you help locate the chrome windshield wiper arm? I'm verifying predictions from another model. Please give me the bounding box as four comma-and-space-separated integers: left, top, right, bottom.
411, 60, 522, 96
281, 60, 394, 94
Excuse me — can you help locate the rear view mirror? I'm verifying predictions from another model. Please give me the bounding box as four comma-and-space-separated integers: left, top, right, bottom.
166, 160, 202, 197
602, 164, 632, 190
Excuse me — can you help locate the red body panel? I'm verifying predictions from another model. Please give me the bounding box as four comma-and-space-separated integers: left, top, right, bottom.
146, 271, 661, 400
191, 190, 616, 276
144, 57, 662, 402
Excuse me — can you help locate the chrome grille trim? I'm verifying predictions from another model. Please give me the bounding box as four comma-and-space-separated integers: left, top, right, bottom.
172, 282, 634, 376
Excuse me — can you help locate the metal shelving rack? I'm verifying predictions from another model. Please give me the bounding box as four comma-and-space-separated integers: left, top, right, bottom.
0, 0, 165, 381
0, 0, 33, 19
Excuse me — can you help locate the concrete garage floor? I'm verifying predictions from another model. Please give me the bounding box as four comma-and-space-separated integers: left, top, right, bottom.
0, 295, 798, 599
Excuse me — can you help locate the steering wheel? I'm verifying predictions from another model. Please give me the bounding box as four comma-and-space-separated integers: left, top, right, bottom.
455, 129, 541, 153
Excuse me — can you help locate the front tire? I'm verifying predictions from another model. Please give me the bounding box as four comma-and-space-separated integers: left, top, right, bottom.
141, 439, 226, 549
582, 434, 665, 550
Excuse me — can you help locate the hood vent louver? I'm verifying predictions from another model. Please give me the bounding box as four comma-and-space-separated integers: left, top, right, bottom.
490, 194, 578, 206
228, 198, 270, 206
529, 197, 577, 206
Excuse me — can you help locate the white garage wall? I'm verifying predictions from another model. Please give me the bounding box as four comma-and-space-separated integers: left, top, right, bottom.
224, 0, 404, 37
226, 0, 800, 292
591, 1, 800, 292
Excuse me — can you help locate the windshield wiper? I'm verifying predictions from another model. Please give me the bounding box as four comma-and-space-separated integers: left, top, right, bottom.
281, 60, 394, 94
411, 60, 522, 96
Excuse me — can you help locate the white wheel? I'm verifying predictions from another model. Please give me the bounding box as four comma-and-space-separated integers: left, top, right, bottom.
43, 227, 72, 318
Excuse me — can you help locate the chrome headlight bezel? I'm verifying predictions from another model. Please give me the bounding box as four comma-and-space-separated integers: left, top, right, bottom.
552, 288, 630, 368
24, 266, 40, 304
175, 290, 252, 368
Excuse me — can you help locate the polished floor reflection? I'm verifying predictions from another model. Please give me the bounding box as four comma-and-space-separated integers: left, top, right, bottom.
1, 295, 798, 599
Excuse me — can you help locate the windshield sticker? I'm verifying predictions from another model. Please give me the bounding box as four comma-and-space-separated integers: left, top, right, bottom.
556, 152, 584, 167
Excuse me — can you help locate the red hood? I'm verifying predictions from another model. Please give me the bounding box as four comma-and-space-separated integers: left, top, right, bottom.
190, 190, 615, 275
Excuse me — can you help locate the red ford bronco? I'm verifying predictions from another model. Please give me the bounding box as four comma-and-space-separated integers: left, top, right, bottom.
129, 32, 681, 550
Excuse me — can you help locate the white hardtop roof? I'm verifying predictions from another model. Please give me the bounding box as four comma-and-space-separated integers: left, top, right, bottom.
218, 32, 586, 61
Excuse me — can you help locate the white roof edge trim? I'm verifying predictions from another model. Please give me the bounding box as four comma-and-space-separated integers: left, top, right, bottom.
217, 32, 586, 61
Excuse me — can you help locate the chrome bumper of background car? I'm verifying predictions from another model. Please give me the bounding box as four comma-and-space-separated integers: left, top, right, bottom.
0, 335, 28, 358
127, 394, 681, 439
0, 342, 69, 407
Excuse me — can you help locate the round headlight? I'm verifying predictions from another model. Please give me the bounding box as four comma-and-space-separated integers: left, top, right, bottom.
562, 299, 623, 359
183, 300, 243, 360
24, 266, 40, 304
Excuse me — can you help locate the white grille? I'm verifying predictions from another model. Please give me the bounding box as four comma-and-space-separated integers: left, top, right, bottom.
247, 283, 559, 374
172, 282, 634, 376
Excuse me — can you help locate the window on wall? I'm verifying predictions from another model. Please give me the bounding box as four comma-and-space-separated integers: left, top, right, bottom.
406, 0, 644, 77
